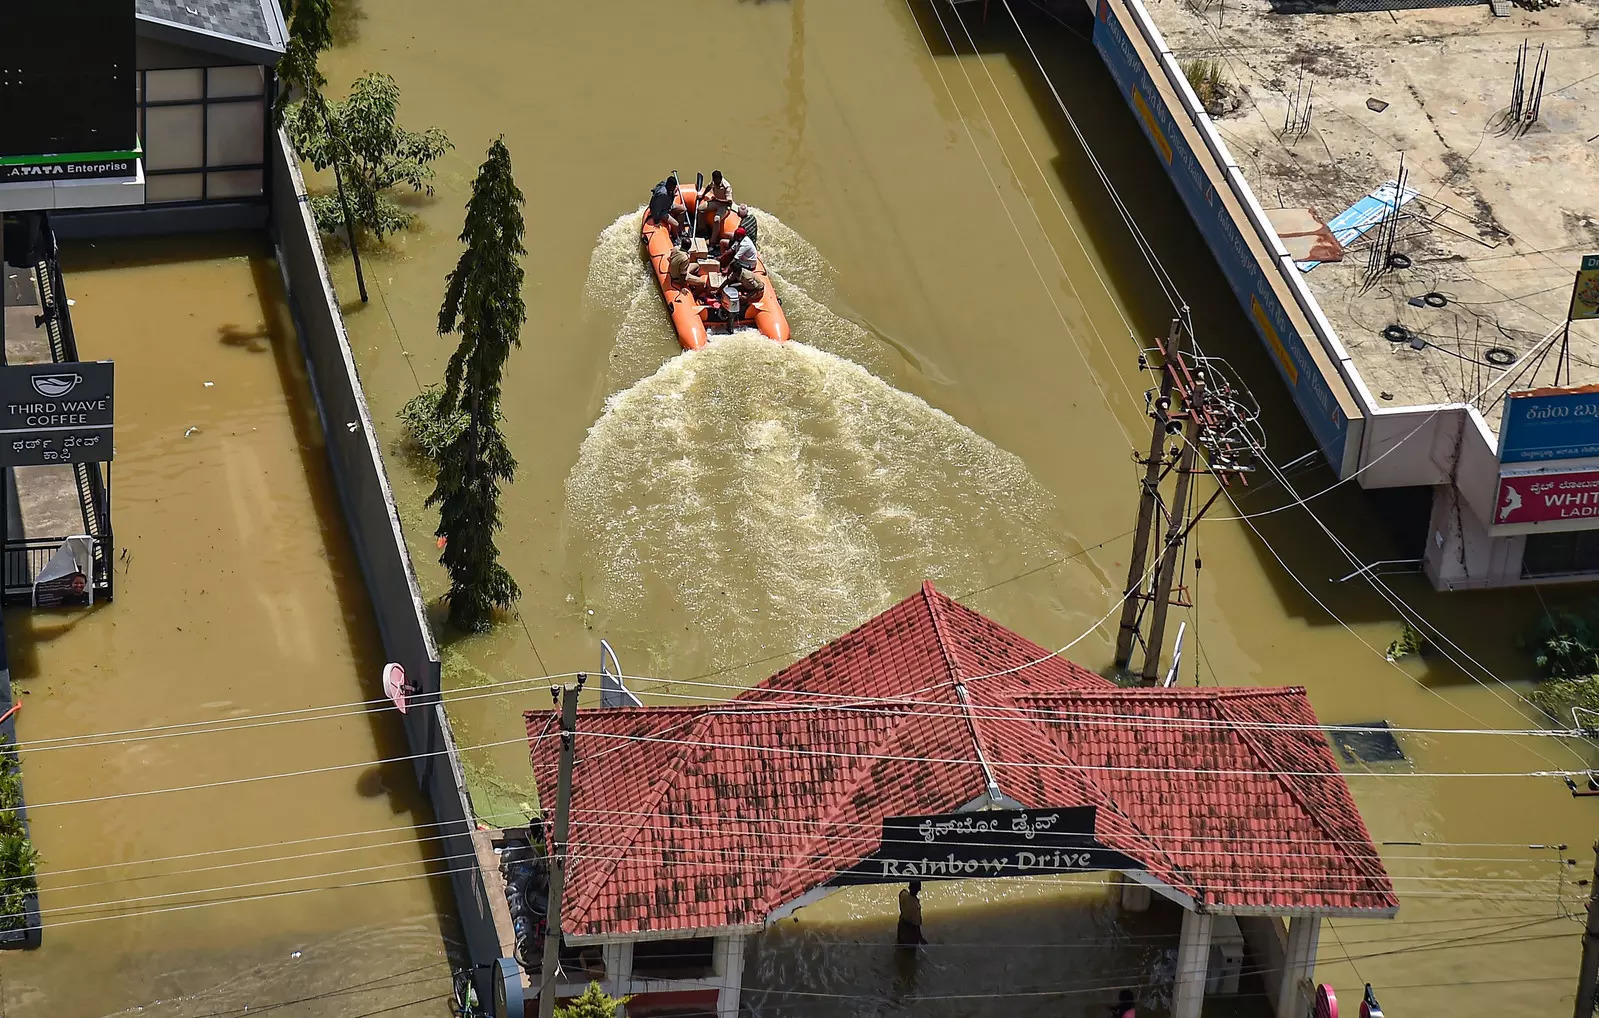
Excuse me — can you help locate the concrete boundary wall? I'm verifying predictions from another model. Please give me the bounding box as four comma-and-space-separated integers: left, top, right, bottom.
0, 622, 43, 950
267, 130, 500, 970
1091, 0, 1365, 477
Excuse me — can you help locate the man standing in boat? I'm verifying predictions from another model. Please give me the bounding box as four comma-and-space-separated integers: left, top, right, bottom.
699, 169, 734, 236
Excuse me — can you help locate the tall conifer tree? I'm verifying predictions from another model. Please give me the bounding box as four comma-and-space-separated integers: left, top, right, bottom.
428, 139, 525, 631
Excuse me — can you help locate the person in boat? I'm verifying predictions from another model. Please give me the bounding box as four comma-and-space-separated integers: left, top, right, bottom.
735, 203, 759, 245
718, 226, 764, 325
648, 174, 686, 235
699, 169, 734, 235
1111, 989, 1136, 1018
667, 247, 705, 291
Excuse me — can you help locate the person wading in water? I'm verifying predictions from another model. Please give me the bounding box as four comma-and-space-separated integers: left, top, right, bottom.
896, 881, 927, 948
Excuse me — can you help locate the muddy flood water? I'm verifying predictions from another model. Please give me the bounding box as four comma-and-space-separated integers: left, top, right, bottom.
5, 0, 1591, 1015
0, 235, 455, 1016
309, 0, 1599, 1015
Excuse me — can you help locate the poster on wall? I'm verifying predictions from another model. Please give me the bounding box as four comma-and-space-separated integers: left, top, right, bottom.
1569, 254, 1599, 322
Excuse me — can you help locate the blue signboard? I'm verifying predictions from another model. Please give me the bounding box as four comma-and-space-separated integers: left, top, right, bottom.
1092, 0, 1351, 470
1500, 389, 1599, 463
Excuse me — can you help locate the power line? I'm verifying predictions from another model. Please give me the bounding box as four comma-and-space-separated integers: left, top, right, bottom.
16, 676, 1573, 830
43, 849, 481, 921
7, 670, 590, 754
0, 796, 1556, 899
31, 826, 468, 897
567, 805, 1569, 853
559, 847, 1560, 903
558, 814, 1566, 871
898, 0, 1142, 455
603, 672, 1590, 741
8, 861, 481, 936
562, 726, 1581, 779
555, 828, 1558, 888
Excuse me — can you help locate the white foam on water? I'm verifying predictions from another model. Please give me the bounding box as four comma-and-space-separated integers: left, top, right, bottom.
583, 205, 651, 316
565, 334, 1065, 670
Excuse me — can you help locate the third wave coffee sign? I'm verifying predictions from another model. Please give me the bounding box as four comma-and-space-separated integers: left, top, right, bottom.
828, 806, 1142, 884
0, 362, 114, 467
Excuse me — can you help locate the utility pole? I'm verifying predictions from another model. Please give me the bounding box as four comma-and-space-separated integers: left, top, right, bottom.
538, 674, 585, 1018
1115, 317, 1182, 670
1142, 379, 1203, 685
1575, 840, 1599, 1018
1117, 320, 1259, 684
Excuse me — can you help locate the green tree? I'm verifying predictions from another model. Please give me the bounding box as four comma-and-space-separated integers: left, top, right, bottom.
283, 72, 452, 237
427, 138, 525, 632
553, 983, 631, 1018
273, 0, 333, 126
1521, 603, 1599, 723
397, 384, 467, 463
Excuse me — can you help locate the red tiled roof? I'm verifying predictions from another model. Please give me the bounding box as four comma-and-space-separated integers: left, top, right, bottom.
525, 582, 1397, 938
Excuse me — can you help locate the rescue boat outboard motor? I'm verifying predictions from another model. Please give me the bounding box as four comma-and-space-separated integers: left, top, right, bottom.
1359, 983, 1384, 1018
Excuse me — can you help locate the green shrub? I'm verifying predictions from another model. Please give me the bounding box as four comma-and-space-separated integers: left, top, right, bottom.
1531, 675, 1599, 724
1523, 604, 1599, 724
1527, 607, 1599, 680
397, 385, 468, 464
0, 741, 39, 929
1386, 620, 1428, 661
554, 982, 631, 1018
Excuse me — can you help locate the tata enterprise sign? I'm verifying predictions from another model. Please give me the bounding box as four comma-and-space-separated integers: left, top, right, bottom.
0, 362, 115, 467
0, 2, 140, 186
828, 806, 1141, 885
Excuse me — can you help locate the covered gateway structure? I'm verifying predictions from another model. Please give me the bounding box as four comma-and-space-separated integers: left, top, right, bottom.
525, 583, 1397, 1018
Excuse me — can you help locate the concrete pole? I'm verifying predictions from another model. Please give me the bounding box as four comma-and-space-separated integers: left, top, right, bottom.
1142, 379, 1204, 684
538, 678, 583, 1018
1276, 915, 1321, 1018
1574, 840, 1599, 1018
715, 934, 747, 1018
1115, 319, 1182, 669
1173, 909, 1214, 1018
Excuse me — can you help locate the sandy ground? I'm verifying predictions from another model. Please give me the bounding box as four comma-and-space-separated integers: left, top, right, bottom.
1141, 0, 1599, 423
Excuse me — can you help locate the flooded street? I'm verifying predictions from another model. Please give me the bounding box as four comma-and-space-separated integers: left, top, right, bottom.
0, 235, 453, 1016
301, 0, 1598, 1014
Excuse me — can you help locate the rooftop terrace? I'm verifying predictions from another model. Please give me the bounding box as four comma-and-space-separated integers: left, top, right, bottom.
1145, 0, 1599, 430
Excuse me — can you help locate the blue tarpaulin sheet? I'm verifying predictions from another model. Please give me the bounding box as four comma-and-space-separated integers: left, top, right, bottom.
1297, 180, 1420, 271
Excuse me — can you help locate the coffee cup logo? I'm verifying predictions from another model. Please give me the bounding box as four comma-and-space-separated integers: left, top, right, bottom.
31, 374, 82, 398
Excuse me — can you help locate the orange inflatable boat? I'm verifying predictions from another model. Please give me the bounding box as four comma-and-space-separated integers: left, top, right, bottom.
640, 179, 790, 351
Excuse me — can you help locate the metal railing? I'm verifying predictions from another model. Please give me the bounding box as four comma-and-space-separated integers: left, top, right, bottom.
18, 215, 113, 603
0, 536, 111, 606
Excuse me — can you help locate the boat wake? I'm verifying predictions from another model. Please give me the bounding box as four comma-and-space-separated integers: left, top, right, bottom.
584, 207, 889, 396
567, 210, 1071, 675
